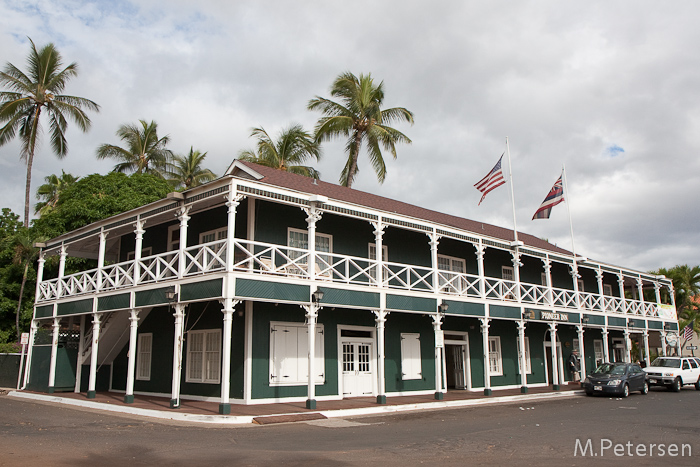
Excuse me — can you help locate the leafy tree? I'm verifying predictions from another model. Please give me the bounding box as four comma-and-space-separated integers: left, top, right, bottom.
34, 170, 79, 216
0, 209, 30, 345
10, 228, 45, 341
32, 172, 173, 240
308, 72, 413, 187
0, 38, 99, 227
168, 147, 216, 190
238, 125, 321, 179
654, 264, 700, 347
96, 120, 172, 176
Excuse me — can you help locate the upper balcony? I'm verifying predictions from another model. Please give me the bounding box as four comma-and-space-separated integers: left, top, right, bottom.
36, 236, 668, 319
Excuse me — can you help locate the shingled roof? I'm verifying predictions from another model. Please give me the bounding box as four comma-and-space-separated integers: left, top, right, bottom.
231, 160, 573, 257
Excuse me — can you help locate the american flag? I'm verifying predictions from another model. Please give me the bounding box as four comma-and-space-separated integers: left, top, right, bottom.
475, 154, 506, 205
532, 174, 564, 220
683, 321, 695, 341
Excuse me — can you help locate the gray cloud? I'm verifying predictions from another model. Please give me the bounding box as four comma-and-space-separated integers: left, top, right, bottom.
1, 0, 698, 272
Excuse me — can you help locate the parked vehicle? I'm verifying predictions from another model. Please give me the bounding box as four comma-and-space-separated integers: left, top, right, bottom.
643, 357, 700, 392
582, 362, 648, 397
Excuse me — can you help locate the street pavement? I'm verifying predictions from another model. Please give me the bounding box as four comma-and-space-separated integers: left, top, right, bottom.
1, 386, 698, 466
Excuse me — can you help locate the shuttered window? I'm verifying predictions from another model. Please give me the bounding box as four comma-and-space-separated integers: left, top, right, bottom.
186, 329, 221, 383
400, 333, 422, 380
269, 323, 325, 385
488, 336, 503, 376
136, 333, 152, 381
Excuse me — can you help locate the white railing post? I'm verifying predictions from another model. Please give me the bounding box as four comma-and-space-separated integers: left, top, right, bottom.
542, 257, 553, 306
570, 261, 581, 309
303, 205, 322, 281
511, 249, 523, 302
596, 267, 605, 312
617, 273, 627, 313
225, 192, 244, 272
57, 244, 67, 298
475, 242, 486, 300
34, 250, 45, 300
373, 220, 385, 287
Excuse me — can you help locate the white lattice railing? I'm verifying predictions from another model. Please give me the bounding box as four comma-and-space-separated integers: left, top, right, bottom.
35, 239, 670, 319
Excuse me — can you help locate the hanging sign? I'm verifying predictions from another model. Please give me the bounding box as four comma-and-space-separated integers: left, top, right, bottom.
435, 330, 444, 348
20, 332, 29, 345
540, 311, 569, 322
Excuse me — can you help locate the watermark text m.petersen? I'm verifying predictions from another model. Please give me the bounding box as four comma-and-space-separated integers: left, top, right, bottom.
575, 439, 692, 457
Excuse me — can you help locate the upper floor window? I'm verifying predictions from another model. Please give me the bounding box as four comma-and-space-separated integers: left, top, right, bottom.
127, 247, 152, 261
541, 272, 548, 286
438, 254, 465, 273
577, 279, 584, 292
168, 224, 180, 251
502, 266, 514, 281
200, 227, 227, 244
603, 284, 613, 296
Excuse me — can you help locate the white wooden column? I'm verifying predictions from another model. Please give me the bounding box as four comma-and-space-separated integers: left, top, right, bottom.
96, 231, 107, 292
643, 331, 651, 367
429, 232, 440, 293
225, 191, 244, 272
517, 320, 528, 393
34, 250, 45, 300
219, 298, 238, 414
87, 313, 101, 399
549, 322, 560, 389
432, 313, 444, 400
577, 325, 586, 378
570, 261, 581, 309
653, 283, 662, 308
511, 250, 523, 302
22, 320, 38, 389
602, 327, 610, 362
372, 220, 385, 287
659, 331, 667, 356
636, 278, 645, 306
542, 258, 553, 306
177, 207, 191, 278
47, 318, 60, 393
475, 242, 486, 299
305, 298, 320, 410
304, 206, 322, 281
133, 219, 145, 285
374, 310, 389, 404
596, 268, 605, 310
480, 316, 491, 395
74, 315, 85, 393
617, 274, 626, 313
124, 310, 140, 403
623, 329, 632, 363
57, 244, 67, 297
170, 302, 185, 408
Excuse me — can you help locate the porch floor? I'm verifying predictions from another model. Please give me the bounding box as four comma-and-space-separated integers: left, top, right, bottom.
20, 384, 582, 421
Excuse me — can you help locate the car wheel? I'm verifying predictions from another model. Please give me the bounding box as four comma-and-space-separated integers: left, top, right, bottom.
585, 390, 592, 396
672, 377, 682, 392
695, 377, 700, 391
622, 384, 629, 398
641, 381, 649, 395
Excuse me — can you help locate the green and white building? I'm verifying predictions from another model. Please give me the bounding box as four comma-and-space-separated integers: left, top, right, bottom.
22, 161, 680, 413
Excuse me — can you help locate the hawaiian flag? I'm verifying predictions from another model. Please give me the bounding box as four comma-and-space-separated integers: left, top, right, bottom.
475, 154, 506, 205
683, 321, 695, 341
532, 174, 564, 220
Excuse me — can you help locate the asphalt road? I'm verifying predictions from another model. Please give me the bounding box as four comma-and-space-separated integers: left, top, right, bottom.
1, 387, 698, 466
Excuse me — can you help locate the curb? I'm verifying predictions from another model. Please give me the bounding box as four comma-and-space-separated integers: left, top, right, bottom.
8, 390, 584, 426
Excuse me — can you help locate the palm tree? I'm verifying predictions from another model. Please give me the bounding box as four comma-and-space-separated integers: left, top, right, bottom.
10, 229, 45, 341
308, 72, 413, 188
168, 147, 216, 189
0, 38, 100, 227
35, 170, 79, 216
96, 120, 172, 176
238, 125, 321, 179
656, 265, 700, 317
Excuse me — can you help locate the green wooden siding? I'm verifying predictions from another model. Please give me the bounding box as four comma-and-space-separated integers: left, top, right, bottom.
98, 293, 130, 311
135, 287, 170, 307
57, 299, 93, 316
319, 287, 380, 308
181, 278, 222, 301
35, 305, 53, 319
444, 300, 484, 317
608, 316, 627, 327
386, 294, 436, 312
236, 278, 309, 302
489, 305, 521, 319
583, 314, 605, 326
647, 320, 664, 330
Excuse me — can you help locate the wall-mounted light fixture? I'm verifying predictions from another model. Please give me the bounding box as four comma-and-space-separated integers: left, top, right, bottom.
165, 286, 178, 305
439, 300, 449, 315
582, 316, 590, 324
311, 289, 324, 305
522, 310, 535, 320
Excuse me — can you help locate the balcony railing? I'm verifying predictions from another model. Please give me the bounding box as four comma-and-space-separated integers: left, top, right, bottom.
36, 239, 665, 318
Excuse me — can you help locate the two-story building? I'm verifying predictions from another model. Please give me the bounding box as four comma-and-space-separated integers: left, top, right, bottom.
21, 160, 680, 414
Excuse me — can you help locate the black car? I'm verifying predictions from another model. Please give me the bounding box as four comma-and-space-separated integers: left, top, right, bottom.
582, 362, 648, 397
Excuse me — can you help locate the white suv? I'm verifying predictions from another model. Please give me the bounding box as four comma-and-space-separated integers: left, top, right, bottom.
643, 356, 700, 391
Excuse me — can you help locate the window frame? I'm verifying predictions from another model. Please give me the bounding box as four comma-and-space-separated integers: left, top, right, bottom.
127, 247, 152, 262
501, 266, 514, 281
199, 227, 228, 245
185, 329, 222, 384
135, 333, 152, 381
488, 336, 503, 376
167, 224, 180, 251
603, 284, 613, 296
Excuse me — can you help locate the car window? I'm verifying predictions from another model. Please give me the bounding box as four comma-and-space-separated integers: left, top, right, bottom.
683, 361, 690, 370
631, 365, 642, 373
650, 358, 681, 368
593, 363, 627, 375
689, 360, 699, 369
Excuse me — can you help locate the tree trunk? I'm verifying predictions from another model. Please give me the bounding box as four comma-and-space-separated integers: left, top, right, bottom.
23, 107, 41, 228
16, 261, 29, 342
345, 132, 363, 189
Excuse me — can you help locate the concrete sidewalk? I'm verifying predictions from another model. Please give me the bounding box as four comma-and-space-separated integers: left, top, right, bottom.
6, 385, 583, 426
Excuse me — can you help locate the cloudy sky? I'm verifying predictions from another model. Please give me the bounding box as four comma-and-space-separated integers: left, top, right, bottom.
1, 0, 698, 272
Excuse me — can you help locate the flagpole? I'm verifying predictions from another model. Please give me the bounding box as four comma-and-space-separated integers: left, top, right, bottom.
561, 164, 577, 259
505, 137, 519, 244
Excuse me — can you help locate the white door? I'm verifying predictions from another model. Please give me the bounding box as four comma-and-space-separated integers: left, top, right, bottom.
341, 341, 374, 397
